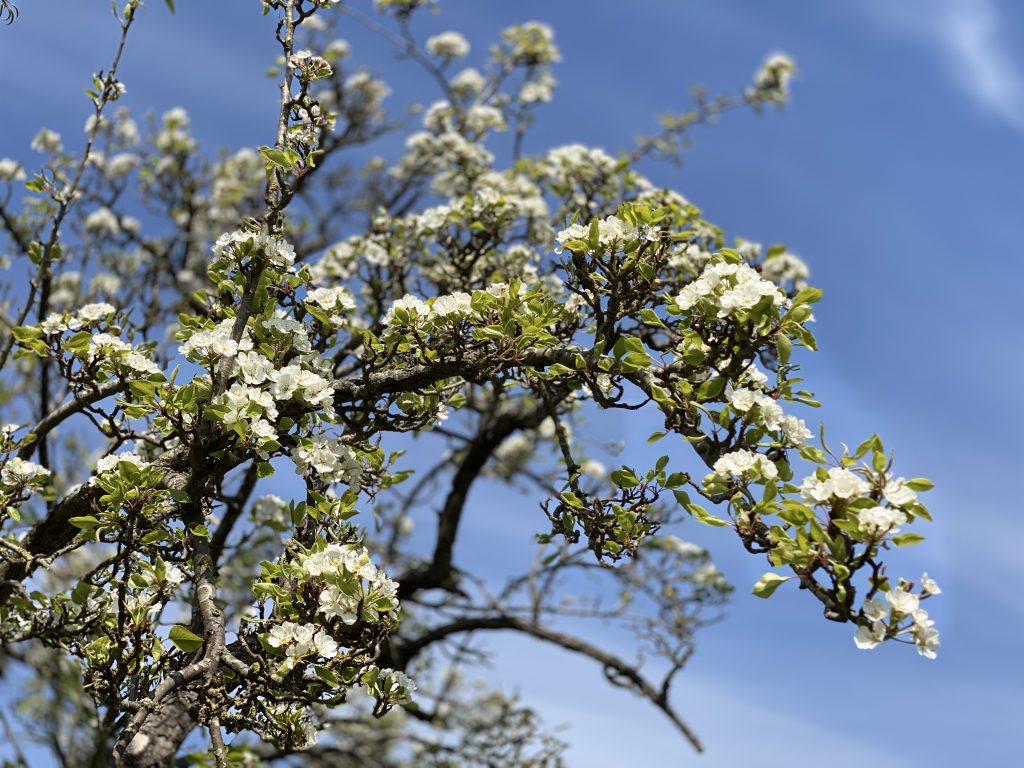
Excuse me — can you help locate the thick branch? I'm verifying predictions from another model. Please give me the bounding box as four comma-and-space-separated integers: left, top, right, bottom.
397, 398, 549, 599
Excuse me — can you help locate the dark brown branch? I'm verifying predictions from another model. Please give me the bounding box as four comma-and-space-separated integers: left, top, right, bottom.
18, 381, 125, 460
397, 398, 549, 599
392, 614, 703, 753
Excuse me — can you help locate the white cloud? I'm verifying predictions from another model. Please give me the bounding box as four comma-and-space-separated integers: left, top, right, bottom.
866, 0, 1024, 131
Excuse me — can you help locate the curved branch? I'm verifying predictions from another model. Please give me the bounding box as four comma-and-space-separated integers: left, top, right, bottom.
397, 397, 549, 599
17, 381, 125, 460
393, 614, 703, 753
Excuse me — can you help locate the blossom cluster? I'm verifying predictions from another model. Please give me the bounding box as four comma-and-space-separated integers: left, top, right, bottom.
676, 260, 787, 320
799, 467, 869, 504
728, 387, 812, 446
302, 542, 399, 623
554, 214, 638, 254
380, 281, 539, 336
211, 230, 296, 271
712, 449, 778, 482
178, 318, 252, 362
28, 303, 162, 379
0, 457, 51, 491
855, 576, 941, 659
94, 451, 151, 478
426, 31, 470, 59
259, 542, 402, 681
497, 21, 561, 67
267, 620, 339, 670
292, 435, 362, 486
747, 53, 796, 106
543, 144, 616, 189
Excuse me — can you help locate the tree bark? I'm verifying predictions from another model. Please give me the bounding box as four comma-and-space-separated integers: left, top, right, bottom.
117, 691, 199, 768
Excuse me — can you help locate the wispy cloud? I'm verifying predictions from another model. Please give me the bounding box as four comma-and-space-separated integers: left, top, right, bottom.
866, 0, 1024, 131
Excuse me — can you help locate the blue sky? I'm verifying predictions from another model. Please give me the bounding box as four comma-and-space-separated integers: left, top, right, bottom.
2, 0, 1022, 765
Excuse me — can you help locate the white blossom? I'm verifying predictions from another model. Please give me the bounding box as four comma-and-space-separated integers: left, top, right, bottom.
675, 261, 787, 320
800, 467, 870, 505
761, 250, 809, 288
94, 451, 150, 476
429, 291, 472, 319
861, 598, 887, 622
31, 128, 63, 154
84, 207, 121, 234
324, 39, 351, 61
1, 458, 50, 487
856, 505, 908, 537
236, 351, 276, 386
911, 611, 940, 659
886, 587, 920, 616
319, 584, 361, 623
450, 67, 485, 95
426, 31, 469, 59
163, 564, 185, 586
179, 320, 252, 361
293, 435, 362, 486
749, 52, 795, 105
313, 632, 338, 659
883, 477, 918, 507
306, 286, 356, 314
920, 572, 941, 595
712, 449, 778, 481
213, 231, 296, 270
0, 158, 25, 181
124, 351, 161, 377
554, 214, 637, 254
779, 414, 812, 446
262, 315, 312, 353
728, 387, 784, 430
77, 303, 116, 323
854, 620, 886, 650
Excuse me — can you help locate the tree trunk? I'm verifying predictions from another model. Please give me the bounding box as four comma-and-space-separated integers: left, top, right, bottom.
117, 691, 199, 768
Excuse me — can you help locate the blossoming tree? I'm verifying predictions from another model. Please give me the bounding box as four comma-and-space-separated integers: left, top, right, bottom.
0, 1, 940, 766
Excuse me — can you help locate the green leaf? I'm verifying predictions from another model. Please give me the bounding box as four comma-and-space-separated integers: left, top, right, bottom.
129, 574, 150, 589
259, 146, 297, 170
793, 287, 823, 306
891, 533, 926, 547
798, 446, 827, 464
313, 665, 339, 687
639, 308, 665, 327
560, 491, 584, 509
776, 333, 792, 364
140, 530, 166, 545
71, 582, 93, 605
871, 449, 887, 473
129, 380, 158, 399
664, 472, 687, 489
68, 516, 101, 530
169, 625, 204, 653
697, 377, 727, 401
610, 467, 640, 489
612, 336, 645, 359
904, 478, 934, 492
686, 502, 731, 527
12, 326, 43, 343
752, 572, 791, 598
